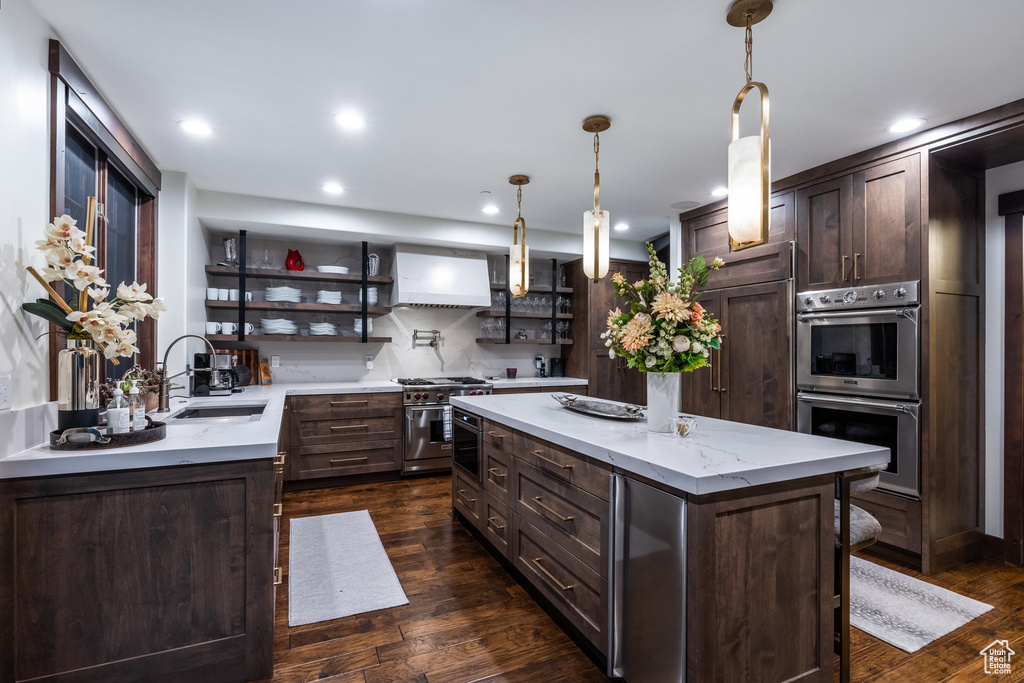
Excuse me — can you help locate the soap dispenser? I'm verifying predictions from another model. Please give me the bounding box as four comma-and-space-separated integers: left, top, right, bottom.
107, 385, 130, 435
129, 379, 146, 432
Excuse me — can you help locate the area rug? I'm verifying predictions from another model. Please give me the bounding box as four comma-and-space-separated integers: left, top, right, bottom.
849, 556, 992, 652
288, 509, 409, 627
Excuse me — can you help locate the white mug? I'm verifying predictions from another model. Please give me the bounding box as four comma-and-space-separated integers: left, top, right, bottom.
229, 289, 240, 301
222, 322, 238, 334
206, 287, 218, 301
205, 322, 222, 334
245, 292, 253, 302
244, 323, 255, 334
217, 288, 230, 300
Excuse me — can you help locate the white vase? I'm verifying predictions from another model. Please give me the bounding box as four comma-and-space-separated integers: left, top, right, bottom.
646, 371, 681, 433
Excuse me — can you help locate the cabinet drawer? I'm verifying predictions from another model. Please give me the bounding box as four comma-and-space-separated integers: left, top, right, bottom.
293, 413, 399, 444
853, 489, 922, 553
293, 439, 401, 479
514, 519, 607, 653
482, 420, 515, 452
288, 392, 401, 416
483, 443, 513, 505
481, 492, 512, 559
453, 468, 483, 529
514, 433, 611, 501
515, 459, 607, 576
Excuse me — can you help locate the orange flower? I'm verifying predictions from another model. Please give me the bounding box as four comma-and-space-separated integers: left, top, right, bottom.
612, 272, 626, 285
652, 292, 690, 323
620, 315, 654, 352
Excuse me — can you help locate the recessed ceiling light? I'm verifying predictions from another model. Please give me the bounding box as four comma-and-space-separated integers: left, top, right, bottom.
711, 186, 729, 197
482, 204, 500, 215
889, 118, 925, 134
614, 223, 630, 231
322, 182, 344, 195
178, 119, 213, 136
334, 110, 367, 131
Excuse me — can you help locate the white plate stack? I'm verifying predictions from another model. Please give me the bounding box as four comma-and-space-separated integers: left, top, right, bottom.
358, 288, 379, 306
353, 318, 373, 336
316, 265, 350, 274
309, 322, 338, 336
265, 286, 302, 303
261, 318, 298, 335
316, 290, 342, 304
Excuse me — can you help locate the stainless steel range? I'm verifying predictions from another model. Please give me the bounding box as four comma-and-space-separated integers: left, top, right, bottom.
397, 377, 492, 474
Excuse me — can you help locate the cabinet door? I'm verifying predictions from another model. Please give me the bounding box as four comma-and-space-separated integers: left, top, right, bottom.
590, 349, 646, 405
796, 175, 854, 290
682, 192, 793, 264
719, 281, 792, 429
589, 259, 648, 349
851, 155, 922, 286
679, 291, 721, 419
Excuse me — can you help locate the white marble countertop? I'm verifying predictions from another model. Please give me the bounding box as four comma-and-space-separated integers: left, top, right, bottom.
487, 376, 588, 389
449, 394, 889, 495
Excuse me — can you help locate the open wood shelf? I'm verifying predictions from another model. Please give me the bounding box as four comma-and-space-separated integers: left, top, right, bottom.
205, 334, 391, 344
475, 338, 573, 345
476, 310, 573, 319
206, 265, 392, 285
205, 300, 391, 315
489, 283, 572, 294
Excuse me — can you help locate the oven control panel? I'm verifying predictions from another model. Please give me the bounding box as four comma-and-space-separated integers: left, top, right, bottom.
796, 280, 920, 312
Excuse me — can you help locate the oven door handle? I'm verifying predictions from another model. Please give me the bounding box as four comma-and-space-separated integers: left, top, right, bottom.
797, 307, 918, 323
798, 393, 919, 418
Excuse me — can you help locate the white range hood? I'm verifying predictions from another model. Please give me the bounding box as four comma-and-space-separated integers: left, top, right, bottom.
389, 245, 492, 308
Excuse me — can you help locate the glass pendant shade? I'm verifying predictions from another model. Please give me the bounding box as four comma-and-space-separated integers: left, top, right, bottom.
509, 243, 529, 298
582, 210, 610, 280
727, 134, 770, 247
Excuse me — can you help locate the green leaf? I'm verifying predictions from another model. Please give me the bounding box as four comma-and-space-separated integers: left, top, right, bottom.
22, 302, 74, 330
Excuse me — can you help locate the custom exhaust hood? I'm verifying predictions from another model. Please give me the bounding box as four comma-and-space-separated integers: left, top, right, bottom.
389, 245, 492, 308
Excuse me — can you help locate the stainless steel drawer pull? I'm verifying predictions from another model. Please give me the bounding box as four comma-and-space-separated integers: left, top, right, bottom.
273, 566, 283, 586
331, 400, 368, 405
531, 557, 574, 591
457, 489, 477, 506
532, 496, 574, 522
486, 431, 505, 439
273, 503, 283, 518
487, 516, 506, 531
329, 456, 369, 465
530, 450, 573, 470
331, 424, 368, 430
487, 467, 506, 480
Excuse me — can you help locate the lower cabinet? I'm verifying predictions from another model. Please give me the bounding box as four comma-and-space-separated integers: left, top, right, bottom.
0, 460, 276, 683
492, 384, 590, 396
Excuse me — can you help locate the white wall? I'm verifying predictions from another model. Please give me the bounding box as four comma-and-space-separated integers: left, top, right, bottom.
984, 160, 1024, 537
0, 0, 54, 409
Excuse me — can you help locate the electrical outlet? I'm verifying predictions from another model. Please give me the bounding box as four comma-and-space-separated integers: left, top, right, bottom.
271, 355, 280, 368
365, 355, 373, 370
0, 375, 11, 412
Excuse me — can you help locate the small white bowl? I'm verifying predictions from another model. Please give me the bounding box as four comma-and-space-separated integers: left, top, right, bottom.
317, 265, 350, 274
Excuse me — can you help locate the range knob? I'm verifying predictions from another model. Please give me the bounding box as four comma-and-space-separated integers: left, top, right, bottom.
414, 393, 423, 400
437, 393, 445, 401
803, 296, 814, 306
872, 289, 886, 300
818, 294, 831, 304
894, 287, 907, 299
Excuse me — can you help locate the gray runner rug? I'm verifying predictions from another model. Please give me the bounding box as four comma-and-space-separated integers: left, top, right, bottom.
288, 509, 409, 627
850, 556, 992, 653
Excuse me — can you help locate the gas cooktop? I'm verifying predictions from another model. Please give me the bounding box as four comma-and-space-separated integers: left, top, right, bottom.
395, 377, 493, 405
395, 377, 489, 386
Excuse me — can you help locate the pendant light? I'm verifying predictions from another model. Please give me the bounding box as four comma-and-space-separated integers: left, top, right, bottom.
727, 0, 773, 250
509, 175, 530, 298
582, 115, 611, 281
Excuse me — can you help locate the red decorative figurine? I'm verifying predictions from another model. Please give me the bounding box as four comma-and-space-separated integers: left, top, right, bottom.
285, 249, 304, 271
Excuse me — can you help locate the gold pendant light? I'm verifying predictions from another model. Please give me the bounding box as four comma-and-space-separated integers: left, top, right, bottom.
727, 0, 772, 250
509, 175, 531, 298
582, 115, 611, 281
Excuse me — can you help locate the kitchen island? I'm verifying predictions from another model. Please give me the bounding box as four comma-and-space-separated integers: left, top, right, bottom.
448, 393, 889, 683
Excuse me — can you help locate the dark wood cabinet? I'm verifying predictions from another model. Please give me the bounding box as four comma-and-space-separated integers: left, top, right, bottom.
0, 460, 276, 683
681, 282, 792, 430
682, 191, 795, 265
590, 349, 646, 404
796, 175, 854, 290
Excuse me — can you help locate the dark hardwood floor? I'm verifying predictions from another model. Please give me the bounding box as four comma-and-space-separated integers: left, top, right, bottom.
270, 476, 1024, 682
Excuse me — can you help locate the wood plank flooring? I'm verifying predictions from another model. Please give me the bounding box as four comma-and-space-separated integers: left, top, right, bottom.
270, 475, 1024, 682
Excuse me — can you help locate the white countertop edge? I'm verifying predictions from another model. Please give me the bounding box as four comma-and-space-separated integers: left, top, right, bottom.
488, 377, 588, 388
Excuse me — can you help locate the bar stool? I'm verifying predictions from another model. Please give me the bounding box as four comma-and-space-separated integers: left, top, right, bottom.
835, 467, 883, 683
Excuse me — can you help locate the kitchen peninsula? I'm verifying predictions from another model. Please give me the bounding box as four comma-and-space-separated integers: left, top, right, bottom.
448, 393, 889, 682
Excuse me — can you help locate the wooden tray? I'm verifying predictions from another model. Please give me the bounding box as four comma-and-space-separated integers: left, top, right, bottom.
49, 420, 167, 450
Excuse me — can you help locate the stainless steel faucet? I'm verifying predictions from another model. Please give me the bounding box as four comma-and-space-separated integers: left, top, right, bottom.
156, 335, 219, 412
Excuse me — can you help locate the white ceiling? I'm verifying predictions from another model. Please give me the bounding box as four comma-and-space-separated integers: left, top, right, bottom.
31, 0, 1024, 241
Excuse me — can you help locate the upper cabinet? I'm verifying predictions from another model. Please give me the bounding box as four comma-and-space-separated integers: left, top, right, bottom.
796, 154, 921, 291
682, 191, 795, 264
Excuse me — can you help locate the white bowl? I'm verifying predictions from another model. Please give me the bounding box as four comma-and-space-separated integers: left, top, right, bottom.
317, 266, 350, 274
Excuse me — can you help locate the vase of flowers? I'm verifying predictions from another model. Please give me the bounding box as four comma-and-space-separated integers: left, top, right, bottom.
22, 207, 165, 431
602, 243, 724, 432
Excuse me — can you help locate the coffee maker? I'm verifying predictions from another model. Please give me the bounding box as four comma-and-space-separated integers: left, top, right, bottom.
192, 353, 237, 396
534, 355, 547, 378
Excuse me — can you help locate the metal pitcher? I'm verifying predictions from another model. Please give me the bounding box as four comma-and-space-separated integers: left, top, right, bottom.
367, 253, 380, 276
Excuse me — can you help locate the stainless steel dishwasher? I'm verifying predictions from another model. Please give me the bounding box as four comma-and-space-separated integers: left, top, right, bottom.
608, 474, 687, 682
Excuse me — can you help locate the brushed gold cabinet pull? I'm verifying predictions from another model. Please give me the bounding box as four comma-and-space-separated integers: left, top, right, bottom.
331, 424, 367, 430
487, 467, 506, 480
842, 254, 849, 281
487, 516, 506, 531
273, 566, 283, 586
531, 557, 574, 591
331, 400, 368, 405
330, 456, 369, 465
718, 347, 725, 393
486, 430, 505, 440
274, 452, 287, 466
532, 496, 574, 522
854, 252, 861, 280
530, 449, 573, 470
456, 489, 477, 506
273, 503, 283, 518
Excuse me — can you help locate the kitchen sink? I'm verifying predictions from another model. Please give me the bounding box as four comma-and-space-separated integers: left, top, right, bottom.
170, 403, 266, 423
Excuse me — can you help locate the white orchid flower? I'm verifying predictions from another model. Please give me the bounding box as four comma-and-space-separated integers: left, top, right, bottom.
116, 281, 153, 302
